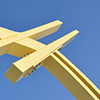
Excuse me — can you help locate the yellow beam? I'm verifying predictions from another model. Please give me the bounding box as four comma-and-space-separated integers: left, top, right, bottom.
7, 38, 45, 57
0, 27, 18, 40
0, 20, 62, 56
42, 51, 100, 100
4, 27, 100, 99
5, 30, 79, 84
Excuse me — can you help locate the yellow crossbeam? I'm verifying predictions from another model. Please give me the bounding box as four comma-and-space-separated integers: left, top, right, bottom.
0, 20, 62, 56
7, 38, 46, 57
5, 30, 79, 84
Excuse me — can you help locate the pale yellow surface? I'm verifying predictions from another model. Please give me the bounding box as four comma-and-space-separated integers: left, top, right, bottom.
12, 30, 79, 71
0, 27, 18, 40
5, 30, 79, 84
0, 20, 62, 56
5, 64, 22, 83
4, 20, 63, 83
7, 38, 45, 57
0, 20, 100, 99
42, 51, 100, 100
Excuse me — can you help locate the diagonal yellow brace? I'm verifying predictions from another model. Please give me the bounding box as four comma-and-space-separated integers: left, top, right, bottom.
42, 51, 100, 100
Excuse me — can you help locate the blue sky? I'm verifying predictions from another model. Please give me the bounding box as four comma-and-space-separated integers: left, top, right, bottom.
0, 0, 100, 100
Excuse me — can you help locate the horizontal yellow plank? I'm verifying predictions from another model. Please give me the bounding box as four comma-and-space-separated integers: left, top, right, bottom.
0, 20, 62, 49
28, 20, 63, 40
0, 20, 62, 56
0, 27, 18, 40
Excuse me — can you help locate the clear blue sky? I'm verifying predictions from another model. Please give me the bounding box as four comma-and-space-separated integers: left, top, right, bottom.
0, 0, 100, 100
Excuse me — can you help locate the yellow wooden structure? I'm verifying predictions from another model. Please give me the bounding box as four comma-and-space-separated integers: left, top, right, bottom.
0, 20, 100, 99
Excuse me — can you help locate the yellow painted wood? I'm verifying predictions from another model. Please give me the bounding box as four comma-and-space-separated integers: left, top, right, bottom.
15, 30, 78, 72
7, 38, 45, 57
5, 38, 46, 80
42, 51, 100, 100
2, 20, 100, 99
0, 27, 18, 40
5, 30, 79, 84
28, 20, 63, 40
0, 20, 62, 56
